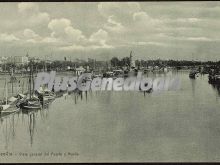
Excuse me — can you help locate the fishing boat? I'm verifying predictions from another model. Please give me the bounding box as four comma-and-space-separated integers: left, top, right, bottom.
0, 80, 10, 112
41, 89, 55, 101
19, 96, 41, 110
36, 87, 56, 105
113, 69, 124, 79
0, 107, 19, 118
18, 60, 42, 110
7, 94, 26, 107
103, 71, 114, 78
189, 70, 199, 79
208, 74, 220, 84
0, 79, 21, 114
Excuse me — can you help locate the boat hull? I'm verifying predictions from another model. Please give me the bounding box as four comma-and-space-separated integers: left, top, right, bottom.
19, 100, 42, 110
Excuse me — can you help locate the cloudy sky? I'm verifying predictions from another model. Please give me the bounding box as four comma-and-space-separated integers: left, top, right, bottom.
0, 2, 220, 61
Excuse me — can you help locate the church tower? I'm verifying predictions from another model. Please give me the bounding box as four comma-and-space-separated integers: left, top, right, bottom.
130, 51, 135, 70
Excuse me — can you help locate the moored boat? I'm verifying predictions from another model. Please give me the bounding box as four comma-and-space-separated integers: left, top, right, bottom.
18, 59, 42, 110
208, 74, 220, 84
189, 70, 199, 79
19, 96, 42, 110
0, 81, 24, 114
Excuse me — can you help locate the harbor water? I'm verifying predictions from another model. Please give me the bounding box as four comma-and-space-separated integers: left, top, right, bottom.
0, 71, 220, 162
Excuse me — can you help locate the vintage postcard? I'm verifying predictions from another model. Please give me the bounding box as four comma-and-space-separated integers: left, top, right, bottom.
0, 1, 220, 163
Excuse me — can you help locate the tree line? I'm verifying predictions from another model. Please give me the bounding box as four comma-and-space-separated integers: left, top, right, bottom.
1, 56, 220, 74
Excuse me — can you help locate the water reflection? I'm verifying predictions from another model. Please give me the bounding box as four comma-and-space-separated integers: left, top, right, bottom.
21, 109, 36, 146
0, 111, 20, 149
210, 83, 220, 97
190, 78, 196, 97
0, 72, 220, 157
0, 89, 87, 148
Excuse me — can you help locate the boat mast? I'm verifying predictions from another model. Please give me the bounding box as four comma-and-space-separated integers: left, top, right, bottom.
11, 56, 15, 95
29, 58, 32, 100
32, 62, 35, 96
5, 78, 8, 105
11, 66, 14, 95
129, 51, 133, 71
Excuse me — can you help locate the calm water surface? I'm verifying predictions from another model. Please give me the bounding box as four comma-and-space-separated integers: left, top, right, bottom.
0, 71, 220, 162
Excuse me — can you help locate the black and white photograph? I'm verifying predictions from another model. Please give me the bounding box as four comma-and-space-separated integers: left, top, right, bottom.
0, 1, 220, 163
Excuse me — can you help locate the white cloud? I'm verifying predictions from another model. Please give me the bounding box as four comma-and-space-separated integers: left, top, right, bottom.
104, 16, 125, 32
23, 29, 40, 39
48, 18, 85, 43
59, 44, 84, 51
59, 29, 113, 51
18, 2, 39, 14
98, 3, 165, 47
0, 33, 20, 42
130, 41, 170, 47
65, 26, 84, 41
98, 2, 141, 18
97, 2, 211, 48
90, 29, 108, 44
2, 2, 220, 59
186, 37, 213, 41
48, 18, 71, 35
0, 29, 62, 45
41, 37, 60, 43
133, 11, 162, 27
47, 19, 112, 50
18, 2, 50, 26
59, 43, 113, 51
133, 11, 149, 21
32, 12, 50, 25
177, 36, 220, 42
178, 18, 201, 23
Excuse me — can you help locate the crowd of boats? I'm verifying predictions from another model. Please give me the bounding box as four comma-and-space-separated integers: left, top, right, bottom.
0, 65, 172, 116
189, 65, 220, 87
1, 63, 220, 116
0, 64, 79, 117
0, 80, 55, 115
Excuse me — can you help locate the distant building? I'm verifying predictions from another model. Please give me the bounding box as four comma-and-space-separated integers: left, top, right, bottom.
130, 51, 136, 69
0, 56, 7, 64
6, 56, 29, 65
75, 66, 86, 76
88, 58, 95, 63
75, 58, 86, 64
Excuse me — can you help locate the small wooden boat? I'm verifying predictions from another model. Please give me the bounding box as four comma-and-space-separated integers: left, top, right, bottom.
18, 59, 42, 110
0, 107, 20, 118
0, 104, 10, 111
0, 106, 20, 115
189, 70, 198, 79
0, 77, 26, 114
0, 78, 11, 111
19, 96, 42, 110
36, 88, 56, 104
208, 74, 220, 84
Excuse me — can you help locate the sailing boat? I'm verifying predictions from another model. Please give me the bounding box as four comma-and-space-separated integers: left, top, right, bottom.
189, 69, 199, 79
18, 60, 42, 110
0, 79, 10, 111
35, 86, 56, 107
0, 79, 20, 114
